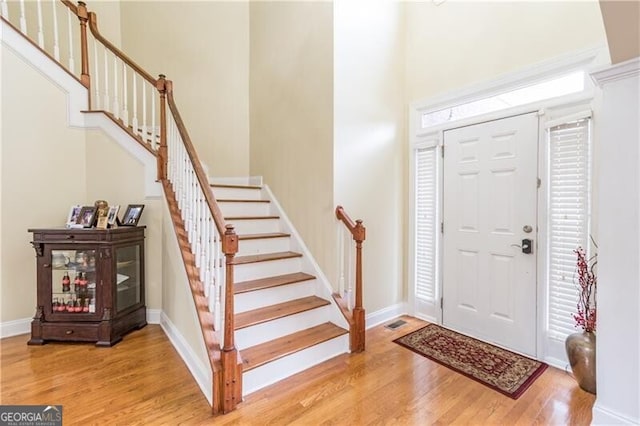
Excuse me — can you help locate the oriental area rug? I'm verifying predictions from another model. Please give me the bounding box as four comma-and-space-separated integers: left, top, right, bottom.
393, 324, 548, 399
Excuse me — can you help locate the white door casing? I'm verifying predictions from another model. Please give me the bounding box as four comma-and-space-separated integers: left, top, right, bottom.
442, 113, 538, 357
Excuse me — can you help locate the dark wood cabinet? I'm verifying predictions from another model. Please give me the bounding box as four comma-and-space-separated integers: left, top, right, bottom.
28, 226, 147, 346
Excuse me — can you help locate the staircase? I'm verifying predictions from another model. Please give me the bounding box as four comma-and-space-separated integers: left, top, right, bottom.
1, 1, 364, 415
211, 183, 349, 395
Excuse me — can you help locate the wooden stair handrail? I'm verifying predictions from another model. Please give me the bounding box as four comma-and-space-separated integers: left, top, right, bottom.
165, 83, 227, 238
334, 205, 366, 352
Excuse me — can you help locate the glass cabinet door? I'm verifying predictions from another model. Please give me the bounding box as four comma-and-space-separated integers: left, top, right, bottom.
50, 249, 97, 315
115, 245, 141, 312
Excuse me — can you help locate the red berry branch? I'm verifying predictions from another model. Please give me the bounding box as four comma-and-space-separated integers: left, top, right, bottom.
573, 246, 597, 333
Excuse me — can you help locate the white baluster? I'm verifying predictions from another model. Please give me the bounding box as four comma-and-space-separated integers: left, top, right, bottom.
151, 91, 157, 149
122, 64, 129, 127
1, 0, 8, 19
51, 0, 60, 61
66, 9, 75, 73
112, 56, 119, 119
93, 39, 100, 110
19, 0, 27, 34
36, 0, 44, 48
337, 224, 345, 298
347, 238, 354, 310
141, 82, 147, 140
103, 48, 110, 111
132, 74, 139, 136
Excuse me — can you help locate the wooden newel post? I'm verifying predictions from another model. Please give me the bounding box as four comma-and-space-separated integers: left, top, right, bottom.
352, 220, 366, 352
156, 75, 168, 181
77, 2, 90, 88
220, 224, 241, 413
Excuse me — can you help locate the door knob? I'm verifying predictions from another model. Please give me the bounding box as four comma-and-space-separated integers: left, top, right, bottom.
523, 225, 533, 233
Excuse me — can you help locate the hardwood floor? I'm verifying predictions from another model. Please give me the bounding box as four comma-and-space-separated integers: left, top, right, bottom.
0, 316, 594, 425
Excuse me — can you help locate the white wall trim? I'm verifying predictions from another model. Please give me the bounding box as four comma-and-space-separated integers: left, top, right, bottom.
365, 303, 408, 329
159, 311, 212, 406
592, 403, 640, 425
411, 45, 607, 114
0, 317, 31, 339
591, 56, 640, 85
146, 309, 161, 324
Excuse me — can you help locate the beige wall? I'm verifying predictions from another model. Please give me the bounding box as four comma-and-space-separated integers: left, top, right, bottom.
0, 44, 163, 323
1, 45, 87, 321
405, 0, 607, 102
334, 2, 406, 312
249, 2, 336, 282
119, 1, 250, 177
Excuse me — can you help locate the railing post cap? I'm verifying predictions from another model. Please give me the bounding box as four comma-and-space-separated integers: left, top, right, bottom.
78, 1, 86, 6
159, 74, 166, 79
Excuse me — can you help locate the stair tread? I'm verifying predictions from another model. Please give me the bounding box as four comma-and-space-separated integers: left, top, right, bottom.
225, 215, 280, 220
234, 272, 316, 294
211, 183, 262, 190
217, 199, 270, 203
240, 322, 348, 372
235, 296, 330, 329
238, 232, 290, 240
233, 251, 302, 265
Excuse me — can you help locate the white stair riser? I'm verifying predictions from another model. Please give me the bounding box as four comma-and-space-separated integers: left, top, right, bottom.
236, 305, 332, 349
235, 281, 316, 314
227, 218, 281, 235
212, 187, 263, 201
218, 201, 271, 217
242, 334, 349, 396
237, 237, 291, 257
233, 257, 301, 282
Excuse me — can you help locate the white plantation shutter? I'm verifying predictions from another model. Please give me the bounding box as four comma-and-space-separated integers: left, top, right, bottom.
547, 114, 591, 339
415, 146, 438, 302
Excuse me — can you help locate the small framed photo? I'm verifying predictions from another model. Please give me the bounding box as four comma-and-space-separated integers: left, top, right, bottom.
107, 205, 120, 226
66, 205, 82, 227
121, 204, 145, 226
77, 206, 97, 228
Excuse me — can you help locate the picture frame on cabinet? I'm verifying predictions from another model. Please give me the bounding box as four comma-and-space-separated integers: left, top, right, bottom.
77, 206, 97, 228
107, 205, 120, 227
66, 205, 83, 228
121, 204, 144, 226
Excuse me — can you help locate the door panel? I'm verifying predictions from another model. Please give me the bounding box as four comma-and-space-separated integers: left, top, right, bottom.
443, 113, 538, 356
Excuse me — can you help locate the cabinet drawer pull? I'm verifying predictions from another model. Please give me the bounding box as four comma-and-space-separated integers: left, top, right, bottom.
66, 235, 75, 239
65, 330, 74, 335
43, 264, 51, 268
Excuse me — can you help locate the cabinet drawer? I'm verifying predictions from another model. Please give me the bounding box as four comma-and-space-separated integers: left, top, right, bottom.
42, 323, 99, 341
39, 232, 99, 243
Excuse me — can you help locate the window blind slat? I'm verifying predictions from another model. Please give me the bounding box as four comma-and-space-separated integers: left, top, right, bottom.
415, 147, 437, 302
547, 117, 591, 338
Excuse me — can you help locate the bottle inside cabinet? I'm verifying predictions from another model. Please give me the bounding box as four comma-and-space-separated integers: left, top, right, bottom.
50, 249, 97, 315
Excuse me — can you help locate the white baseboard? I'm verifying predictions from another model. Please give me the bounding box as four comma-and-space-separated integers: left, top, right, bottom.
592, 402, 639, 425
544, 356, 569, 372
0, 317, 31, 339
146, 309, 161, 324
159, 312, 212, 406
365, 303, 408, 329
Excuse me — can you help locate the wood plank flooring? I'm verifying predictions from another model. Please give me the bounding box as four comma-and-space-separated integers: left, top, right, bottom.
0, 316, 595, 425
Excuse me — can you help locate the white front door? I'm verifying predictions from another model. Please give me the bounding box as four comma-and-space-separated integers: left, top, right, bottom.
442, 113, 538, 356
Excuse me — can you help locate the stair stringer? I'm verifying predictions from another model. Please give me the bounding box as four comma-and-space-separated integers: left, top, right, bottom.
261, 184, 350, 332
1, 18, 161, 198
